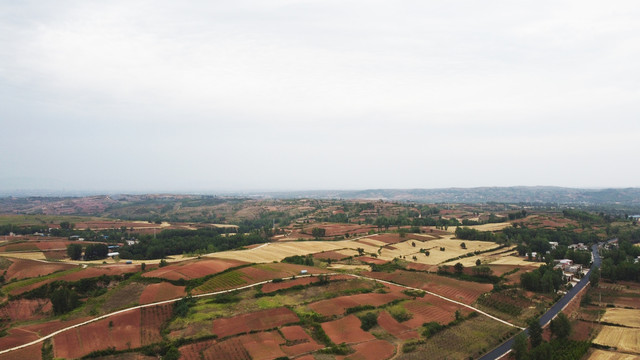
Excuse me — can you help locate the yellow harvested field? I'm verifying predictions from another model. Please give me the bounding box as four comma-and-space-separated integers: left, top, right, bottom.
207, 238, 385, 263
0, 252, 46, 260
377, 238, 497, 265
593, 326, 640, 354
442, 246, 516, 267
589, 349, 640, 360
489, 256, 544, 267
328, 264, 371, 271
465, 222, 512, 232
601, 308, 640, 328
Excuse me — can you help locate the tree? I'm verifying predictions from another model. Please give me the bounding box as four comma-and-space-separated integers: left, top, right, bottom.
454, 262, 464, 274
141, 263, 146, 271
460, 242, 466, 249
66, 243, 82, 260
512, 332, 528, 360
359, 312, 378, 331
528, 318, 543, 348
51, 287, 79, 315
59, 221, 74, 230
84, 243, 108, 260
476, 259, 481, 266
590, 266, 600, 288
529, 341, 552, 360
311, 227, 326, 239
550, 312, 571, 339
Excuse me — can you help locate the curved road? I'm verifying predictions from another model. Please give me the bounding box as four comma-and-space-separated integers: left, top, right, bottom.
479, 243, 602, 360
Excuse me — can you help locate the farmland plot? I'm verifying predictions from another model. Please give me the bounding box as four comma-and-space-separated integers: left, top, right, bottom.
601, 308, 640, 328
398, 316, 513, 360
593, 326, 640, 354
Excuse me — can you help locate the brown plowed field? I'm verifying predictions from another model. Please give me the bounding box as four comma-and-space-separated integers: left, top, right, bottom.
3, 258, 76, 280
139, 283, 186, 304
309, 292, 406, 317
261, 277, 317, 293
280, 326, 323, 356
368, 234, 404, 244
0, 343, 41, 360
321, 315, 376, 344
241, 331, 287, 360
201, 338, 250, 360
0, 298, 52, 321
405, 262, 439, 272
179, 338, 218, 360
377, 310, 419, 340
10, 264, 139, 295
212, 307, 299, 338
53, 310, 141, 359
142, 258, 247, 280
141, 304, 174, 345
347, 339, 396, 360
402, 297, 471, 329
364, 270, 492, 304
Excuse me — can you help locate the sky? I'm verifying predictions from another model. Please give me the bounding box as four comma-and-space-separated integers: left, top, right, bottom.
1, 1, 639, 193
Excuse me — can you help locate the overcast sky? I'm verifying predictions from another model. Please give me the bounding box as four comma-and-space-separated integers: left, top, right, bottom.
1, 1, 639, 193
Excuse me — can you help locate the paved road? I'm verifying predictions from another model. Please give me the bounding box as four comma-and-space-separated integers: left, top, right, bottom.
479, 243, 602, 360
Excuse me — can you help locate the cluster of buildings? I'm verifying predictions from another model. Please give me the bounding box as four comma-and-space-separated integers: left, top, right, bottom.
553, 259, 584, 282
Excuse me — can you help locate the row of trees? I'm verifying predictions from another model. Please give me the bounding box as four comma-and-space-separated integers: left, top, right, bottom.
513, 314, 588, 360
118, 228, 266, 260
66, 243, 109, 260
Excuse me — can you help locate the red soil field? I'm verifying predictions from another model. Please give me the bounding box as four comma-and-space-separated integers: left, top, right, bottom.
53, 309, 142, 359
402, 296, 472, 329
0, 298, 52, 321
0, 327, 39, 349
141, 303, 174, 345
347, 339, 396, 360
142, 258, 247, 280
405, 262, 439, 272
280, 326, 323, 357
179, 338, 218, 360
356, 256, 388, 265
3, 258, 76, 281
241, 331, 287, 360
369, 234, 404, 244
280, 325, 310, 342
10, 264, 140, 296
321, 315, 376, 344
309, 292, 405, 317
377, 311, 419, 340
139, 283, 186, 304
212, 307, 299, 338
356, 239, 382, 247
313, 251, 351, 260
363, 270, 492, 304
0, 343, 41, 360
200, 338, 250, 360
261, 277, 316, 293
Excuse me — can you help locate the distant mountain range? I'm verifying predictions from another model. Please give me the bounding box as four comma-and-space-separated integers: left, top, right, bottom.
1, 186, 639, 207
247, 187, 640, 205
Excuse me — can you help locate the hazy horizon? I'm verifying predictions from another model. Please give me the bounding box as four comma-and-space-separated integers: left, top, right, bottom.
2, 1, 639, 192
